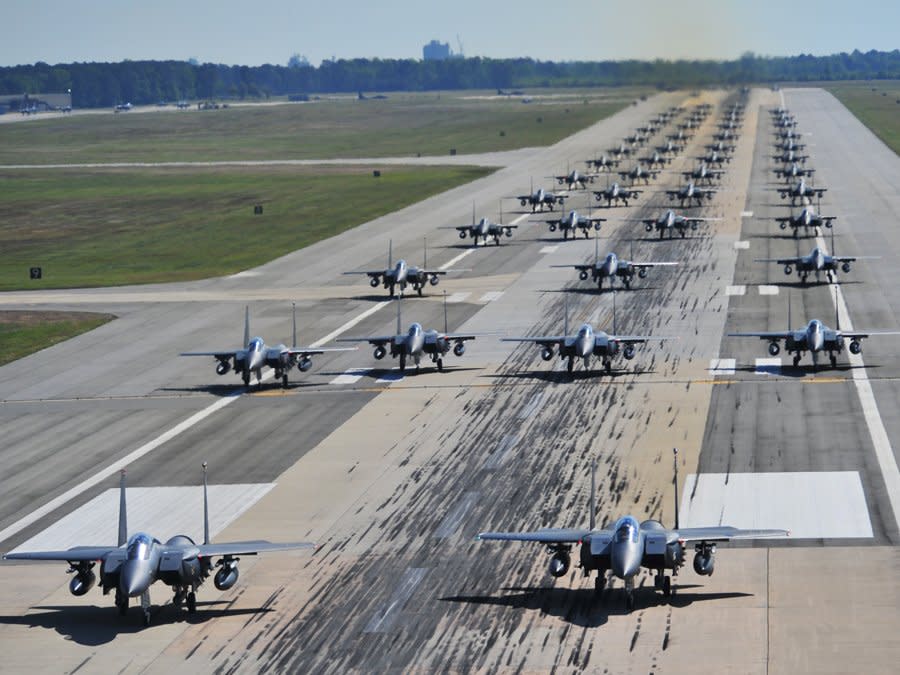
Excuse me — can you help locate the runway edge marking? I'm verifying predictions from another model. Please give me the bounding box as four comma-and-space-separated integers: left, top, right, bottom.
0, 300, 392, 545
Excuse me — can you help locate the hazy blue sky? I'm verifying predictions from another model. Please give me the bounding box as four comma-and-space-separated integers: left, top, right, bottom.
2, 0, 897, 67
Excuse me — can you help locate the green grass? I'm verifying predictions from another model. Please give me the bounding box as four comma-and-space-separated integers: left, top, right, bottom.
826, 81, 900, 155
0, 165, 492, 290
0, 311, 114, 366
0, 88, 644, 164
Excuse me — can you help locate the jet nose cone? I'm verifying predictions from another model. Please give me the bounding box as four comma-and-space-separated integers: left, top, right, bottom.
611, 545, 642, 580
120, 561, 150, 597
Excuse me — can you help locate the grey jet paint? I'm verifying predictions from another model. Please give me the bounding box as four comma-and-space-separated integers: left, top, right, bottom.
775, 162, 814, 182
180, 305, 351, 388
779, 178, 827, 206
639, 209, 721, 239
681, 162, 724, 186
584, 154, 621, 172
728, 296, 900, 368
345, 239, 447, 297
772, 207, 836, 237
593, 182, 642, 207
477, 450, 788, 610
515, 183, 567, 212
552, 238, 678, 291
545, 209, 606, 240
618, 164, 659, 186
553, 167, 596, 190
444, 204, 517, 246
501, 293, 671, 374
337, 296, 476, 373
755, 242, 877, 284
665, 181, 716, 208
3, 466, 314, 626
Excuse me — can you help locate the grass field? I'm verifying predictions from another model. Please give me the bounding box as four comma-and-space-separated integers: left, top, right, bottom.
0, 311, 114, 367
826, 81, 900, 155
0, 88, 646, 164
0, 165, 491, 290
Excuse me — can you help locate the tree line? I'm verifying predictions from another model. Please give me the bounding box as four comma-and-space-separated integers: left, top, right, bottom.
1, 49, 898, 109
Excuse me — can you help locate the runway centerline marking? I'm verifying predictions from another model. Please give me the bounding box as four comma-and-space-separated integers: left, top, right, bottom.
0, 300, 391, 545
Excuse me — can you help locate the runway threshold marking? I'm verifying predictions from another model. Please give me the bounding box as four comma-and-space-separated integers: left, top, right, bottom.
734, 241, 750, 250
708, 358, 736, 375
726, 285, 746, 296
758, 285, 779, 295
0, 300, 391, 545
754, 357, 781, 375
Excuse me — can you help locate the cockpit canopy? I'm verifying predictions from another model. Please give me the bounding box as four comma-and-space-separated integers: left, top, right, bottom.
126, 532, 153, 561
613, 516, 640, 544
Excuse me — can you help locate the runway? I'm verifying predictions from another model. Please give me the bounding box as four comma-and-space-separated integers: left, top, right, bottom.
0, 89, 897, 673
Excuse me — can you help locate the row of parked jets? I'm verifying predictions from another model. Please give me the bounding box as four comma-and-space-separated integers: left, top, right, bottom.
726, 105, 896, 369
4, 95, 793, 623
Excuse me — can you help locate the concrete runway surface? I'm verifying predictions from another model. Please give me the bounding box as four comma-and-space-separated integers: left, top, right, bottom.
0, 88, 897, 673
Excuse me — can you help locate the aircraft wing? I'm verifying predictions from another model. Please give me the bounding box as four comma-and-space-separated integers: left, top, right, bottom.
336, 336, 396, 345
438, 333, 478, 342
476, 527, 594, 544
754, 256, 801, 265
4, 546, 119, 562
840, 330, 900, 340
343, 270, 385, 279
501, 336, 566, 348
284, 346, 356, 357
195, 541, 316, 558
180, 350, 240, 358
674, 526, 789, 543
629, 262, 678, 269
727, 331, 792, 340
607, 335, 674, 344
550, 264, 593, 272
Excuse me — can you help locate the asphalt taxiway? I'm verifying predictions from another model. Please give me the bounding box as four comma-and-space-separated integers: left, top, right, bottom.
0, 88, 897, 673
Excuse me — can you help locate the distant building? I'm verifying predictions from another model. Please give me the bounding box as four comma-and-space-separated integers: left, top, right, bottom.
423, 40, 451, 61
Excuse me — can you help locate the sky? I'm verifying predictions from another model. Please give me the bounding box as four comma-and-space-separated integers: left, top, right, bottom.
2, 0, 897, 68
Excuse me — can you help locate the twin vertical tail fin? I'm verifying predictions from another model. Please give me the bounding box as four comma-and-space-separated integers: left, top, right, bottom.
388, 239, 393, 269
589, 460, 597, 531
673, 448, 680, 530
787, 292, 792, 330
423, 237, 428, 269
202, 462, 211, 546
117, 470, 128, 547
564, 292, 570, 336
243, 305, 250, 347
612, 291, 618, 336
292, 303, 298, 349
396, 296, 402, 335
443, 291, 449, 334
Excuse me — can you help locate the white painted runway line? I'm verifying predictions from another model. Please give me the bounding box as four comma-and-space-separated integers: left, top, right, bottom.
479, 291, 504, 303
754, 357, 782, 375
0, 299, 394, 545
740, 211, 754, 218
540, 245, 559, 254
329, 368, 370, 385
758, 285, 779, 295
818, 226, 900, 531
439, 248, 475, 271
680, 471, 872, 539
734, 241, 750, 250
445, 292, 471, 304
10, 484, 276, 553
708, 358, 736, 375
726, 285, 746, 296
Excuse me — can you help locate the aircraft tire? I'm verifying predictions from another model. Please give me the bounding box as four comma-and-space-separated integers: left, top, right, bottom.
625, 593, 635, 612
187, 592, 197, 614
143, 609, 151, 627
436, 358, 443, 372
282, 374, 288, 388
116, 590, 128, 616
399, 354, 406, 373
663, 576, 671, 597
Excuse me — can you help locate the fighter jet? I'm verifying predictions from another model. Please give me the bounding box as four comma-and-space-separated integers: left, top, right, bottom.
755, 242, 876, 284
584, 153, 621, 172
639, 209, 721, 239
2, 466, 314, 626
344, 239, 446, 297
656, 139, 684, 155
728, 295, 900, 368
639, 151, 672, 169
180, 305, 351, 388
593, 182, 642, 207
772, 207, 836, 237
712, 128, 738, 143
545, 209, 606, 240
667, 129, 689, 143
623, 131, 649, 147
697, 149, 731, 166
705, 140, 735, 155
336, 296, 476, 373
773, 149, 809, 165
618, 164, 659, 186
681, 162, 724, 186
774, 138, 805, 154
515, 183, 567, 212
774, 162, 815, 182
665, 181, 716, 208
553, 167, 595, 190
607, 142, 634, 158
477, 450, 788, 610
444, 204, 517, 246
779, 178, 826, 206
552, 238, 677, 291
500, 293, 671, 374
